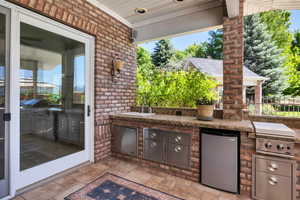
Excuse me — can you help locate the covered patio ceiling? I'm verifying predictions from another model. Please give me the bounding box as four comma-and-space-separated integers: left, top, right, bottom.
87, 0, 300, 42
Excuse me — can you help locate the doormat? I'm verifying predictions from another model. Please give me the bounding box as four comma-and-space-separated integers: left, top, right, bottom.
65, 172, 184, 200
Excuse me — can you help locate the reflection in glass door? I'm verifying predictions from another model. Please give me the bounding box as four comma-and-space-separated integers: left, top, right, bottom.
0, 6, 9, 199
20, 22, 86, 170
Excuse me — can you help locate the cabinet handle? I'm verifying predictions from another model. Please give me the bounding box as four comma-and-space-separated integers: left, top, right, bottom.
175, 136, 182, 143
174, 146, 182, 152
268, 163, 278, 172
150, 142, 157, 148
151, 133, 157, 139
268, 177, 278, 185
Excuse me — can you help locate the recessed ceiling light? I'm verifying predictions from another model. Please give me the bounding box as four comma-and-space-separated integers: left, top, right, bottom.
135, 8, 148, 14
173, 0, 184, 3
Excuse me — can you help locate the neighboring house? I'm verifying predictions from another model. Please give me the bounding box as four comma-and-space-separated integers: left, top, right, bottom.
184, 58, 267, 112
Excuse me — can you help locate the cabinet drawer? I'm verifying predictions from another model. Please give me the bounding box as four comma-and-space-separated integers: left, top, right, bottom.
166, 143, 190, 169
256, 157, 292, 177
144, 139, 164, 163
255, 171, 292, 200
168, 132, 190, 145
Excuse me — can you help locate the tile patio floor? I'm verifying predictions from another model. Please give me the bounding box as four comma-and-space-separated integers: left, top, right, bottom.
12, 158, 251, 200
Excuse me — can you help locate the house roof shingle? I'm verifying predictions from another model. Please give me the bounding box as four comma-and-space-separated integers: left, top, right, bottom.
185, 58, 267, 81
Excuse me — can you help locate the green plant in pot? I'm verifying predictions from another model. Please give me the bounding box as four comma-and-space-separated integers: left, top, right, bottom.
196, 96, 217, 121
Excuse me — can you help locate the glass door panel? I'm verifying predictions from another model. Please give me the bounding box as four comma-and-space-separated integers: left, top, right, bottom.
20, 22, 86, 170
0, 6, 9, 199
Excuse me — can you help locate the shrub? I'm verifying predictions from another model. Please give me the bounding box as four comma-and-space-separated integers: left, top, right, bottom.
136, 68, 218, 108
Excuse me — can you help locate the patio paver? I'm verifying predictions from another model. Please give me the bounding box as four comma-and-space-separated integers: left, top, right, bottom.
12, 158, 251, 200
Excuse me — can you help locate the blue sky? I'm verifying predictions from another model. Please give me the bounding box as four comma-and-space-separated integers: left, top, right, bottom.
140, 10, 300, 53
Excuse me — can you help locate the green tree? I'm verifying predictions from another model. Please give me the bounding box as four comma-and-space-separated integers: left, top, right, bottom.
151, 39, 174, 68
136, 47, 157, 106
244, 15, 286, 96
137, 46, 152, 67
292, 31, 300, 53
259, 10, 292, 50
284, 31, 300, 96
185, 43, 207, 58
205, 29, 223, 59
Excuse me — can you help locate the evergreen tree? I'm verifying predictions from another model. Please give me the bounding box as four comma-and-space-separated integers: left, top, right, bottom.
206, 29, 223, 59
151, 39, 174, 68
244, 15, 286, 96
152, 39, 174, 68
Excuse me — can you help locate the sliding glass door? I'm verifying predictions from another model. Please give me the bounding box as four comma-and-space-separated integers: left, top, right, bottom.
0, 6, 10, 199
20, 22, 86, 170
14, 11, 94, 189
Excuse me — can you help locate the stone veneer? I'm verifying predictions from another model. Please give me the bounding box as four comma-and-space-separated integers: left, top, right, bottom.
111, 118, 256, 197
223, 0, 245, 120
6, 0, 136, 161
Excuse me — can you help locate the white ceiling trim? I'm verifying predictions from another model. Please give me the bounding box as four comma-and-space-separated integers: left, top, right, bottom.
225, 0, 240, 18
86, 0, 133, 28
133, 1, 223, 28
244, 0, 300, 16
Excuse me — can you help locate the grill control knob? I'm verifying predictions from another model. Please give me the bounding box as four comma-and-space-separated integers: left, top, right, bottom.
277, 144, 285, 151
264, 142, 272, 149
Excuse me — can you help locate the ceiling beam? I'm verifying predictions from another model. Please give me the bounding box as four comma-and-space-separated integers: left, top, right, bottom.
133, 1, 223, 28
135, 6, 224, 43
225, 0, 240, 18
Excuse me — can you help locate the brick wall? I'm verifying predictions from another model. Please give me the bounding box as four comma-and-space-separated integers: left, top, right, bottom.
240, 132, 256, 196
223, 0, 245, 120
111, 119, 256, 197
7, 0, 137, 161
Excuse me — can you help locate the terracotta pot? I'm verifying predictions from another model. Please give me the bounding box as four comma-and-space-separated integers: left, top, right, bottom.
197, 105, 214, 121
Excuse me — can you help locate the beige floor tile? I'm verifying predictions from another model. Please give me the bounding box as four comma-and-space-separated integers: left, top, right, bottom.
201, 191, 220, 200
14, 157, 242, 200
11, 196, 25, 200
52, 183, 85, 200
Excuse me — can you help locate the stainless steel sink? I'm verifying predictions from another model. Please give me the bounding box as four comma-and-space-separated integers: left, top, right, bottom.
121, 112, 155, 117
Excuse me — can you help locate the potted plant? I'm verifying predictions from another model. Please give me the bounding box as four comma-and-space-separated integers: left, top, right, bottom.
196, 97, 216, 121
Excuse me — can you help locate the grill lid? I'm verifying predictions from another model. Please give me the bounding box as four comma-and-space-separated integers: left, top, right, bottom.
253, 122, 295, 139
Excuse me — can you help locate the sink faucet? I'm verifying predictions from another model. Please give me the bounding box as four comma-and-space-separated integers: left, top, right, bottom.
140, 96, 152, 113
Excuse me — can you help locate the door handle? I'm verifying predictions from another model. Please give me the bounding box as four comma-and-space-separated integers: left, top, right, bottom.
87, 105, 91, 117
3, 113, 11, 121
0, 138, 4, 141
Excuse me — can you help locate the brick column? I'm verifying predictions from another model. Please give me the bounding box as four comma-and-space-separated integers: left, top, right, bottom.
223, 0, 245, 120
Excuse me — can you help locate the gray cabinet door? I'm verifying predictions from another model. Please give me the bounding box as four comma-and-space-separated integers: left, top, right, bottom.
255, 172, 292, 200
144, 139, 164, 163
166, 143, 189, 169
112, 126, 137, 156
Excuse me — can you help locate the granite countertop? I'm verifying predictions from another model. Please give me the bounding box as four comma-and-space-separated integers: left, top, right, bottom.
110, 113, 254, 132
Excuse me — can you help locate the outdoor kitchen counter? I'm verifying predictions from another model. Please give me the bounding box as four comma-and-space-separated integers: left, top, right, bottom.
110, 113, 254, 132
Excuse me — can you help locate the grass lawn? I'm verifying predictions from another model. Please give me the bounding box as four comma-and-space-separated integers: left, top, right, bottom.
274, 111, 300, 117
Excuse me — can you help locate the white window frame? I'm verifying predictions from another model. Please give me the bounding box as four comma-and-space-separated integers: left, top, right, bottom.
0, 0, 95, 198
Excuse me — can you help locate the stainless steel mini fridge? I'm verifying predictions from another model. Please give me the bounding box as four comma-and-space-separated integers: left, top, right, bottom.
201, 129, 240, 193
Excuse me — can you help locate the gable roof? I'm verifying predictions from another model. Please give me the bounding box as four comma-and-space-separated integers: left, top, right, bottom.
184, 58, 267, 86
